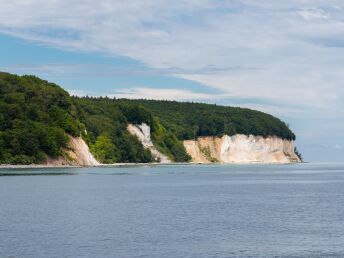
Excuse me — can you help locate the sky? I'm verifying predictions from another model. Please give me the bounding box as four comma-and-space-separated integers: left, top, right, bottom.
0, 0, 343, 162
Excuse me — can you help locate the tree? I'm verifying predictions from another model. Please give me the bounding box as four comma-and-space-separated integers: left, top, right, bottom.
93, 135, 117, 164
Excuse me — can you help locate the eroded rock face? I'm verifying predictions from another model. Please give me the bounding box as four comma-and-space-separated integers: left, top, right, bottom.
45, 136, 100, 166
184, 134, 301, 164
68, 137, 100, 166
127, 123, 171, 163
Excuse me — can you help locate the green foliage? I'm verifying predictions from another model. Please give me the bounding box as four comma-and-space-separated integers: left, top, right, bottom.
0, 72, 81, 164
150, 118, 191, 162
294, 147, 303, 162
120, 104, 153, 126
75, 97, 191, 163
92, 135, 117, 163
199, 145, 218, 163
74, 97, 154, 163
74, 97, 191, 162
118, 99, 296, 141
0, 72, 298, 165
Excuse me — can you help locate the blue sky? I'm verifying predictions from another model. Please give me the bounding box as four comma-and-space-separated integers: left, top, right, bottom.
0, 0, 343, 162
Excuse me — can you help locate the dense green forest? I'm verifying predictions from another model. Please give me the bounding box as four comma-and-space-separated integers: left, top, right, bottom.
75, 97, 153, 163
118, 99, 296, 141
0, 72, 297, 165
0, 72, 83, 164
74, 97, 190, 163
0, 72, 189, 164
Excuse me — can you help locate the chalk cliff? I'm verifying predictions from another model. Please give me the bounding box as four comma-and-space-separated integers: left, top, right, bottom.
127, 123, 171, 163
44, 136, 100, 166
44, 133, 299, 166
184, 134, 300, 164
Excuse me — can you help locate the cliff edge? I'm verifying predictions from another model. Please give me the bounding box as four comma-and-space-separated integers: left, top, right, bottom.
44, 136, 100, 166
127, 123, 171, 163
184, 134, 300, 164
0, 72, 302, 165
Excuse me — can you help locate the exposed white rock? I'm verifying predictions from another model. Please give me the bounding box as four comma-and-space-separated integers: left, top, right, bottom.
68, 137, 100, 166
127, 123, 171, 163
45, 136, 100, 166
184, 134, 301, 164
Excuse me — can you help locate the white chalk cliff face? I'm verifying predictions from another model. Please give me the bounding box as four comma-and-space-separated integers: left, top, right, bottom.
45, 136, 100, 166
127, 123, 171, 163
184, 134, 301, 164
68, 137, 100, 166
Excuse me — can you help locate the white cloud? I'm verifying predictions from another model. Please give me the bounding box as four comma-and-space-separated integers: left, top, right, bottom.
298, 8, 330, 20
179, 62, 344, 112
334, 144, 344, 150
109, 87, 220, 101
1, 0, 344, 118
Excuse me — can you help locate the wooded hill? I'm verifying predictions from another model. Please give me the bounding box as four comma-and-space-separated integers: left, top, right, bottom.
118, 99, 295, 141
0, 72, 296, 165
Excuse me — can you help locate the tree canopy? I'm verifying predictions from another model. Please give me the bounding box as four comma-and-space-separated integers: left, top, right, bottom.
0, 72, 82, 164
117, 99, 296, 141
0, 72, 297, 165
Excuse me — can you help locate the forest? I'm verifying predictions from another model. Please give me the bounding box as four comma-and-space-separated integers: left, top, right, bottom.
74, 97, 190, 163
0, 72, 82, 164
0, 72, 296, 165
118, 99, 296, 141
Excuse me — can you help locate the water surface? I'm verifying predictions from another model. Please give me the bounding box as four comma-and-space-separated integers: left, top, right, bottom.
1, 163, 344, 258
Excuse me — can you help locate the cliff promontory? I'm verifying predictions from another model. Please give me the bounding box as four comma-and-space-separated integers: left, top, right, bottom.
0, 72, 301, 165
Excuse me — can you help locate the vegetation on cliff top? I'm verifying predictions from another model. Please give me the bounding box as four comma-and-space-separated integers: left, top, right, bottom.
0, 72, 297, 165
75, 97, 191, 162
0, 72, 82, 164
75, 97, 154, 163
118, 99, 296, 141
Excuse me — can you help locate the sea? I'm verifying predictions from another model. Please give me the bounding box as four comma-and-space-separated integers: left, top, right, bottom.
0, 163, 343, 258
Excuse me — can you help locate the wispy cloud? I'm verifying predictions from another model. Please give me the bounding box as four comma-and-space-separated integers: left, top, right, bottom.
109, 87, 218, 101
1, 63, 260, 77
1, 1, 344, 115
334, 144, 344, 150
298, 7, 330, 20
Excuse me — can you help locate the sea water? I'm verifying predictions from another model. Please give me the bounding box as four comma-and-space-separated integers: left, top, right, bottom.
1, 163, 344, 258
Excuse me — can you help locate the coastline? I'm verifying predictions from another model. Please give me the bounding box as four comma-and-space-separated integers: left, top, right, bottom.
0, 163, 175, 169
0, 161, 302, 169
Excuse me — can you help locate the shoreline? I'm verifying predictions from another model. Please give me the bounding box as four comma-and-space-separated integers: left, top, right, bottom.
0, 161, 303, 169
0, 163, 185, 169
